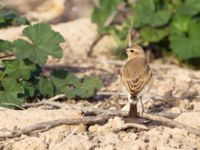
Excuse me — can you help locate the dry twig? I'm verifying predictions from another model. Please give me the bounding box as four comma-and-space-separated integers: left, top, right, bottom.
4, 94, 200, 140
0, 115, 110, 141
0, 53, 15, 59
68, 105, 128, 117
1, 105, 200, 140
140, 113, 200, 136
22, 94, 66, 109
47, 94, 66, 101
70, 105, 200, 136
22, 101, 63, 109
97, 91, 127, 96
22, 99, 179, 119
87, 3, 127, 57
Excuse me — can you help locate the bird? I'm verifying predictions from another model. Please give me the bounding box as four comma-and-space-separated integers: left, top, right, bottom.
120, 29, 152, 118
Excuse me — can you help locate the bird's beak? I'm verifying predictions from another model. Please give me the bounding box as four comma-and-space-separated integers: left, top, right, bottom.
126, 48, 129, 52
126, 48, 131, 52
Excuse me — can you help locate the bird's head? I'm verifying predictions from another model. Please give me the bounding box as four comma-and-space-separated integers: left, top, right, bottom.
126, 45, 145, 59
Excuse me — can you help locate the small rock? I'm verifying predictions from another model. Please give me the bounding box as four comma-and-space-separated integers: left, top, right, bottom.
89, 117, 125, 133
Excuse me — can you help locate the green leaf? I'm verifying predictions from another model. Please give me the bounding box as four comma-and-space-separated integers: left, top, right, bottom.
0, 40, 13, 52
13, 23, 65, 65
170, 15, 191, 34
38, 77, 54, 97
0, 17, 5, 23
134, 0, 171, 27
21, 81, 35, 98
188, 19, 200, 39
177, 0, 200, 16
170, 35, 200, 60
3, 59, 37, 80
0, 8, 29, 28
0, 10, 16, 27
61, 86, 78, 99
151, 10, 171, 27
52, 70, 81, 98
52, 70, 103, 99
0, 78, 24, 107
133, 0, 154, 27
136, 0, 155, 14
0, 71, 6, 81
170, 20, 200, 60
140, 27, 168, 43
1, 11, 16, 20
92, 0, 124, 27
52, 70, 81, 88
77, 76, 103, 98
82, 76, 104, 90
13, 16, 30, 25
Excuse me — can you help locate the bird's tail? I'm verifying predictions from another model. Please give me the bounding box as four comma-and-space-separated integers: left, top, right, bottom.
128, 95, 138, 118
128, 102, 137, 118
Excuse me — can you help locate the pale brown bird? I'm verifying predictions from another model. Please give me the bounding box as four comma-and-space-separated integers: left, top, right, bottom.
120, 29, 152, 118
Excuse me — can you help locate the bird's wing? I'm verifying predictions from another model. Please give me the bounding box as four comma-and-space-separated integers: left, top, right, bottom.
121, 58, 152, 95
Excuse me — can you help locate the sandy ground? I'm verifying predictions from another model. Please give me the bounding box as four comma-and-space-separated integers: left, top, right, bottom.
0, 18, 200, 150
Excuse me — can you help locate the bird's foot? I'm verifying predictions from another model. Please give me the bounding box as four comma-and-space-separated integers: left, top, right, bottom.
137, 96, 145, 116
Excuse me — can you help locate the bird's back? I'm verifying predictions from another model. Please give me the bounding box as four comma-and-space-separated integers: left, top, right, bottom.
121, 57, 152, 96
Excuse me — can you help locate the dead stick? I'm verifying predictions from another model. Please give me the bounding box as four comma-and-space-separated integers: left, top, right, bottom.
47, 94, 66, 101
22, 94, 67, 108
22, 101, 63, 109
0, 53, 15, 59
87, 34, 104, 57
140, 113, 200, 136
0, 115, 111, 141
22, 101, 180, 120
69, 105, 128, 117
97, 91, 127, 96
87, 3, 124, 57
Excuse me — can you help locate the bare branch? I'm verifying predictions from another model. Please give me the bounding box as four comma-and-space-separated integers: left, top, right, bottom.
47, 94, 66, 101
22, 101, 63, 109
128, 27, 132, 47
0, 53, 15, 59
140, 113, 200, 136
87, 3, 127, 57
68, 105, 128, 117
97, 91, 127, 96
0, 115, 111, 141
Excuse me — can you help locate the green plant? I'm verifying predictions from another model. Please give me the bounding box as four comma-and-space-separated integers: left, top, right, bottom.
0, 23, 103, 108
92, 0, 200, 62
0, 6, 29, 28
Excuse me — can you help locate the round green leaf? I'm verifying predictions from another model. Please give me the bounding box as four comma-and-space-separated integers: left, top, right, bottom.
13, 23, 65, 65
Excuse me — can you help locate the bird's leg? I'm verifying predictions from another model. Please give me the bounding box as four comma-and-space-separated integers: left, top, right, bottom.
138, 95, 144, 115
128, 94, 138, 118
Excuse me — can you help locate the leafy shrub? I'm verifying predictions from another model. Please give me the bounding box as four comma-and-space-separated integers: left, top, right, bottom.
92, 0, 200, 61
0, 23, 103, 108
0, 6, 29, 28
